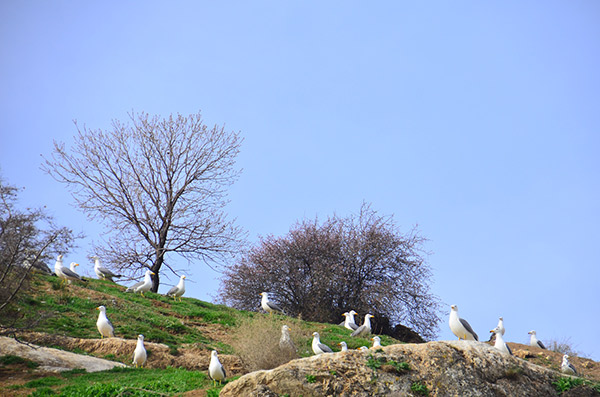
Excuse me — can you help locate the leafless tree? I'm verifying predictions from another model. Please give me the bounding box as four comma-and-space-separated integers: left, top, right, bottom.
0, 176, 78, 332
219, 203, 442, 340
42, 111, 245, 291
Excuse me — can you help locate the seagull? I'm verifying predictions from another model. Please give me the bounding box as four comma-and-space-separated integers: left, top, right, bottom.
126, 270, 154, 297
312, 332, 333, 355
338, 341, 348, 352
371, 336, 382, 348
68, 262, 81, 284
449, 305, 478, 341
490, 326, 512, 355
132, 334, 147, 368
166, 275, 186, 301
561, 354, 578, 375
54, 255, 86, 285
496, 317, 505, 335
22, 259, 52, 275
92, 256, 122, 282
96, 306, 115, 338
351, 314, 374, 337
342, 312, 359, 331
527, 330, 546, 349
260, 292, 285, 315
209, 350, 226, 386
357, 346, 369, 352
279, 325, 296, 352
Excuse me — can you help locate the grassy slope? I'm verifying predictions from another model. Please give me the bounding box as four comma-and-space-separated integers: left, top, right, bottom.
1, 273, 401, 396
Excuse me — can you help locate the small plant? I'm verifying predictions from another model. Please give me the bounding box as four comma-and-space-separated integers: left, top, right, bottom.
0, 355, 39, 369
411, 381, 429, 396
306, 374, 317, 383
388, 360, 410, 371
366, 354, 387, 371
329, 370, 337, 376
504, 365, 523, 379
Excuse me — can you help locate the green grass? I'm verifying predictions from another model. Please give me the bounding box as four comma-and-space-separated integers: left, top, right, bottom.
411, 380, 430, 396
0, 355, 40, 368
553, 376, 600, 395
6, 366, 220, 396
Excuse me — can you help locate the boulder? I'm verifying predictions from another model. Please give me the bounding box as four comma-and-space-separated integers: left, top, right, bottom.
220, 340, 590, 396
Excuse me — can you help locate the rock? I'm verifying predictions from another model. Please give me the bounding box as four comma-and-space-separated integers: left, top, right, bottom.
221, 341, 588, 397
0, 336, 125, 372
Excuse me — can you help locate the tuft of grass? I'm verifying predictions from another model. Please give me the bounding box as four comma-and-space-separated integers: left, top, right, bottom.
306, 374, 317, 383
0, 354, 39, 368
411, 381, 429, 396
366, 354, 386, 371
553, 377, 600, 395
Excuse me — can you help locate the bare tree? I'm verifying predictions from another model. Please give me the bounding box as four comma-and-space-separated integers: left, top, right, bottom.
219, 203, 442, 340
0, 176, 77, 332
42, 111, 245, 291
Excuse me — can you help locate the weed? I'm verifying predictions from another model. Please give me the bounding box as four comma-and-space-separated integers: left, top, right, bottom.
25, 376, 62, 388
411, 381, 429, 396
366, 354, 386, 370
504, 365, 523, 379
0, 354, 39, 368
306, 374, 316, 383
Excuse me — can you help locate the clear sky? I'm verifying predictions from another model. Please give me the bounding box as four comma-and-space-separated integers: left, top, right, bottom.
1, 2, 599, 360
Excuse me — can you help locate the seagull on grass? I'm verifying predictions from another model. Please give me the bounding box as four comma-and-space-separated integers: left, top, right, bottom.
93, 256, 122, 282
279, 325, 296, 352
312, 332, 333, 355
126, 270, 155, 297
449, 305, 478, 341
166, 275, 186, 301
260, 292, 285, 315
209, 350, 226, 386
96, 306, 115, 338
351, 314, 374, 337
133, 334, 147, 368
54, 255, 86, 285
342, 312, 359, 331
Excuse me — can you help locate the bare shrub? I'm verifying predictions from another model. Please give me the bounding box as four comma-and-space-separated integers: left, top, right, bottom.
547, 338, 581, 357
230, 316, 305, 372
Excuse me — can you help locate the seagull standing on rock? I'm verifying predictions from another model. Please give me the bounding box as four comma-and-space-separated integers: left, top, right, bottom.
561, 354, 578, 375
490, 326, 512, 355
528, 330, 546, 349
338, 341, 348, 352
449, 305, 478, 341
133, 334, 147, 368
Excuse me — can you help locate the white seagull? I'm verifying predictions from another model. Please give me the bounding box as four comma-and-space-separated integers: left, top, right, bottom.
351, 314, 374, 337
126, 270, 155, 297
312, 332, 333, 355
132, 334, 147, 368
561, 354, 578, 375
527, 330, 546, 349
209, 350, 226, 386
371, 336, 382, 348
338, 341, 348, 352
96, 305, 115, 338
342, 312, 359, 331
490, 326, 512, 355
54, 255, 86, 284
93, 256, 122, 282
68, 262, 80, 284
166, 275, 186, 301
260, 292, 285, 315
496, 317, 505, 335
449, 305, 478, 341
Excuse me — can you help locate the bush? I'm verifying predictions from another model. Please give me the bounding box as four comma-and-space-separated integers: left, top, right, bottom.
230, 316, 304, 371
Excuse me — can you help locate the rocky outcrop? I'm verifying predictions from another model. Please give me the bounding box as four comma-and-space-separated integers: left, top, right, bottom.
0, 336, 125, 372
221, 340, 593, 396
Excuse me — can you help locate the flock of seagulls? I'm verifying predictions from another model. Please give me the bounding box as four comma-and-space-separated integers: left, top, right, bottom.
449, 304, 579, 375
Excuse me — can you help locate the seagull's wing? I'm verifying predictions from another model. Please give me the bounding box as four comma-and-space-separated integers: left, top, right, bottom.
537, 340, 546, 350
569, 363, 578, 374
61, 267, 82, 280
220, 364, 226, 379
267, 301, 284, 313
506, 343, 512, 356
348, 323, 359, 330
459, 318, 478, 341
126, 281, 144, 292
339, 321, 345, 326
166, 285, 180, 296
98, 266, 121, 278
351, 324, 366, 337
318, 343, 333, 353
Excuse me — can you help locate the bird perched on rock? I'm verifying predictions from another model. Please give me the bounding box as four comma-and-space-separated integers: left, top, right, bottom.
490, 326, 512, 355
96, 306, 115, 338
132, 334, 147, 368
166, 275, 186, 301
449, 305, 478, 341
338, 341, 348, 352
371, 336, 382, 348
92, 256, 122, 282
527, 330, 546, 349
357, 346, 369, 352
126, 270, 154, 297
279, 325, 296, 352
209, 350, 226, 386
312, 332, 333, 355
54, 255, 86, 285
496, 317, 505, 335
260, 292, 285, 315
341, 312, 359, 331
561, 354, 578, 375
351, 314, 374, 337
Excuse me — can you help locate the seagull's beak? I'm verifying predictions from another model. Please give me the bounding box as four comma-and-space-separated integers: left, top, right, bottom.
96, 307, 100, 310
150, 272, 155, 275
489, 329, 494, 333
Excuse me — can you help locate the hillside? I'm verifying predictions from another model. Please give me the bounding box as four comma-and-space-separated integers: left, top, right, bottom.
0, 274, 400, 396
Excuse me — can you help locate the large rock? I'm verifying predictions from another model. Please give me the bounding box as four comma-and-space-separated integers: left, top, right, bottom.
220, 341, 592, 396
0, 336, 126, 372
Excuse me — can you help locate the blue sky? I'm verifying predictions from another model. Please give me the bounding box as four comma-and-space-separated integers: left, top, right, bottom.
1, 2, 599, 360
